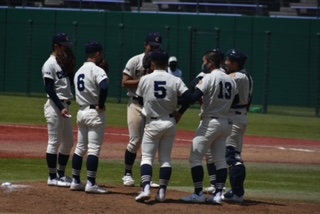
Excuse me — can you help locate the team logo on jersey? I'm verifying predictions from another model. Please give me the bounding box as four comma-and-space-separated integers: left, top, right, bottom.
125, 67, 130, 71
57, 71, 67, 79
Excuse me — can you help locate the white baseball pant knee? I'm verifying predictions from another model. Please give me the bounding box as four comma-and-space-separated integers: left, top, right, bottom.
126, 102, 145, 153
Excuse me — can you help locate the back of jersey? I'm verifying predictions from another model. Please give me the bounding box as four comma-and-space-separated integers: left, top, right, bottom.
197, 69, 237, 118
74, 62, 108, 106
137, 70, 188, 117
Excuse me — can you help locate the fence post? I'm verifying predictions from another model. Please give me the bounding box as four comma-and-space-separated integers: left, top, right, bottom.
118, 23, 124, 103
26, 19, 33, 96
188, 26, 196, 82
262, 30, 271, 114
316, 33, 320, 117
214, 27, 220, 48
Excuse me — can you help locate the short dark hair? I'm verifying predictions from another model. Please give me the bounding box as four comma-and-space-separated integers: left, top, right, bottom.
151, 48, 169, 68
204, 51, 220, 68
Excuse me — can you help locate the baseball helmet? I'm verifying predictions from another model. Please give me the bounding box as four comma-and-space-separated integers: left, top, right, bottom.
226, 49, 247, 65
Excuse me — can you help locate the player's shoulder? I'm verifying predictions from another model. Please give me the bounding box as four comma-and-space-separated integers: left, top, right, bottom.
127, 52, 144, 63
42, 55, 58, 71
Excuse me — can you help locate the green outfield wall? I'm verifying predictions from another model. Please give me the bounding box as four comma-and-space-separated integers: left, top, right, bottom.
0, 8, 319, 108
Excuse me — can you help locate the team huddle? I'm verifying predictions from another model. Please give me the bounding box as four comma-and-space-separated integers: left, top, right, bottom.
41, 32, 253, 204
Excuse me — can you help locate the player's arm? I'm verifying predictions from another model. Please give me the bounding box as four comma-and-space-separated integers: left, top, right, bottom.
98, 78, 109, 110
177, 90, 192, 115
121, 73, 140, 88
44, 77, 65, 111
189, 73, 205, 93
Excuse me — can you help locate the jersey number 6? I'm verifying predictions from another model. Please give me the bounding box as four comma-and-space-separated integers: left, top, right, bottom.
77, 74, 85, 92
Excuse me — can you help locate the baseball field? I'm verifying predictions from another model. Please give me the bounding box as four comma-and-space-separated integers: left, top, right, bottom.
0, 95, 320, 213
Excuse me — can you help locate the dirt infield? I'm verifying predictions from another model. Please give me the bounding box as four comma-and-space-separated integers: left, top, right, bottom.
1, 124, 320, 213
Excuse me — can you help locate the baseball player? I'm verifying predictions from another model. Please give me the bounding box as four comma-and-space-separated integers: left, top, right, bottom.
42, 32, 75, 187
181, 50, 238, 204
70, 41, 109, 194
202, 48, 227, 194
135, 49, 191, 202
189, 48, 226, 93
167, 56, 183, 80
222, 49, 253, 203
121, 32, 162, 188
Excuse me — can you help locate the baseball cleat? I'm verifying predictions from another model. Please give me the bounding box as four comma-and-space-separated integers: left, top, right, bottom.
47, 177, 71, 187
85, 183, 108, 194
222, 190, 244, 203
70, 180, 85, 191
155, 188, 166, 202
122, 175, 135, 187
181, 193, 206, 203
203, 185, 215, 194
150, 181, 160, 188
47, 177, 60, 186
206, 191, 222, 204
135, 191, 151, 202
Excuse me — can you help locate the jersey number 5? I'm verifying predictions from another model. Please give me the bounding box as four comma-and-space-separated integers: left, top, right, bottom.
77, 74, 85, 92
154, 81, 166, 98
218, 81, 232, 99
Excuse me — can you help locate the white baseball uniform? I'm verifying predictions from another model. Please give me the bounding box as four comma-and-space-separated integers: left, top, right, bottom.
136, 70, 188, 168
74, 61, 108, 157
227, 69, 253, 152
42, 54, 74, 155
190, 69, 237, 170
123, 52, 146, 153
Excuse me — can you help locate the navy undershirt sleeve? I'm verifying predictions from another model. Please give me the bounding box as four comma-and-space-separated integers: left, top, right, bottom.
191, 88, 204, 104
178, 90, 192, 115
44, 77, 64, 111
98, 79, 109, 109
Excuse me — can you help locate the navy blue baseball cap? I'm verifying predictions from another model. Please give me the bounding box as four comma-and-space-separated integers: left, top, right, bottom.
145, 32, 162, 47
151, 48, 169, 63
226, 49, 247, 65
52, 32, 72, 47
212, 48, 225, 61
85, 41, 103, 54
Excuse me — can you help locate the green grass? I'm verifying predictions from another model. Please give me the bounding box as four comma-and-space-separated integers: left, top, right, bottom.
1, 94, 320, 205
1, 95, 320, 141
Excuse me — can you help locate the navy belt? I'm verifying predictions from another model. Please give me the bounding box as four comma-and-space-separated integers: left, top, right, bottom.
235, 111, 246, 115
151, 114, 173, 120
132, 97, 139, 100
210, 116, 219, 119
80, 105, 96, 109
